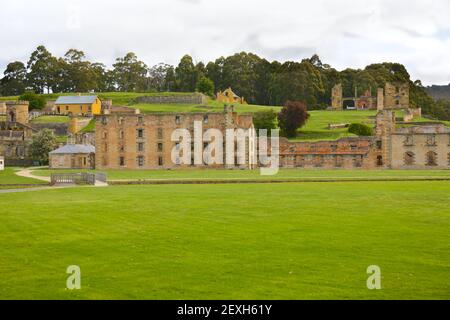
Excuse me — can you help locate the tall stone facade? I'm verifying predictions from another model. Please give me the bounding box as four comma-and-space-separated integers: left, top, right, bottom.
0, 101, 35, 166
95, 108, 254, 170
389, 125, 450, 169
384, 82, 409, 109
331, 84, 343, 110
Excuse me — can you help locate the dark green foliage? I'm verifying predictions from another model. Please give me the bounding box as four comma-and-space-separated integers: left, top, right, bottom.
196, 76, 215, 96
0, 61, 27, 96
348, 123, 374, 136
277, 101, 310, 137
18, 92, 46, 110
252, 109, 277, 135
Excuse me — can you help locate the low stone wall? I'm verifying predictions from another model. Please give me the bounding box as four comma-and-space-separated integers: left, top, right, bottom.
31, 123, 68, 136
4, 158, 34, 167
108, 176, 450, 185
134, 93, 207, 105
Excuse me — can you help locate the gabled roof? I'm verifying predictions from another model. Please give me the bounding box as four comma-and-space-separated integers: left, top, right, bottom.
55, 95, 98, 105
50, 144, 95, 154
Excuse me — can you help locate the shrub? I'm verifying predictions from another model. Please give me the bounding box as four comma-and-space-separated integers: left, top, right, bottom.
18, 92, 46, 110
348, 123, 374, 136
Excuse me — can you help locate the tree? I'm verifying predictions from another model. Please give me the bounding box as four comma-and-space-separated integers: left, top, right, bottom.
112, 52, 148, 92
59, 49, 98, 92
148, 63, 173, 92
0, 61, 27, 96
277, 101, 310, 137
196, 76, 214, 96
252, 109, 277, 135
27, 45, 58, 93
348, 123, 374, 136
175, 55, 198, 92
19, 92, 47, 110
28, 129, 57, 165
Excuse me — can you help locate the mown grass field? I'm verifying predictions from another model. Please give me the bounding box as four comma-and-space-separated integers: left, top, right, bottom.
0, 181, 449, 299
30, 168, 450, 181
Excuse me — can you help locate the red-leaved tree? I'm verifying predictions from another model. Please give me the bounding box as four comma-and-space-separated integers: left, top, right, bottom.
277, 101, 310, 137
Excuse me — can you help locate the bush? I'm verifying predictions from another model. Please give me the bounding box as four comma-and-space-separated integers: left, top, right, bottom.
253, 110, 277, 135
18, 92, 46, 110
348, 123, 374, 136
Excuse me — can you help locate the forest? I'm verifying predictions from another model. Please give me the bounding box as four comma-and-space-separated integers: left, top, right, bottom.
1, 45, 448, 120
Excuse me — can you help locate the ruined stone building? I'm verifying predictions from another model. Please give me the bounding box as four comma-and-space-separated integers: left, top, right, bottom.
376, 110, 450, 169
94, 106, 254, 170
0, 101, 36, 166
331, 82, 410, 111
279, 110, 450, 170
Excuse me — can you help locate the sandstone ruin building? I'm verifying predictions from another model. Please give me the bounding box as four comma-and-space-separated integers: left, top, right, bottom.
94, 106, 255, 170
0, 101, 36, 166
331, 82, 410, 111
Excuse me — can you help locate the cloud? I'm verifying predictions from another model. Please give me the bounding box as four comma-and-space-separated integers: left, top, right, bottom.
0, 0, 450, 85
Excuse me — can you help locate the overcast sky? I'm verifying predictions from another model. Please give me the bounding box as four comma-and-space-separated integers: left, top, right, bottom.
1, 0, 449, 85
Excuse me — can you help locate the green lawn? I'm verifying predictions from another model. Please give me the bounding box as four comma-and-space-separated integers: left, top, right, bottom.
0, 167, 46, 185
31, 115, 70, 123
0, 181, 448, 299
30, 168, 450, 181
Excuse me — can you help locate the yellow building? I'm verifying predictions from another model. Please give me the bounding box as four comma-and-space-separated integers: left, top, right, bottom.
216, 87, 247, 104
54, 95, 101, 116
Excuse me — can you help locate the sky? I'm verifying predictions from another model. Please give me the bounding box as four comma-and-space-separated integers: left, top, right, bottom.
1, 0, 450, 85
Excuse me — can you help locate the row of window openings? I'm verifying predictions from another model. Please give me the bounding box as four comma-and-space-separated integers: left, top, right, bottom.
121, 156, 241, 167
403, 135, 450, 146
63, 105, 91, 111
107, 142, 218, 153
281, 155, 365, 167
119, 156, 164, 167
103, 115, 210, 125
102, 128, 164, 140
404, 151, 450, 166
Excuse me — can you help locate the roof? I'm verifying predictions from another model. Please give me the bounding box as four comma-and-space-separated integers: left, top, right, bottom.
55, 95, 98, 105
50, 144, 95, 155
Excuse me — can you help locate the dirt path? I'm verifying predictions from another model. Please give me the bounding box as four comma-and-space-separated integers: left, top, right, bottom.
14, 167, 108, 188
15, 167, 50, 182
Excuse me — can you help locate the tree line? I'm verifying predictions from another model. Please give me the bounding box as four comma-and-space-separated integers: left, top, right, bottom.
0, 45, 448, 120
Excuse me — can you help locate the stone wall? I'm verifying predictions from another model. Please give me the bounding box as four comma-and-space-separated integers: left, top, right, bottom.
31, 123, 68, 136
134, 93, 207, 105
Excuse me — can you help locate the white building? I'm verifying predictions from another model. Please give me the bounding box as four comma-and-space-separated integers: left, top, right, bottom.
0, 156, 4, 170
